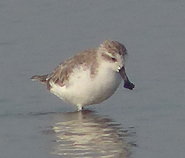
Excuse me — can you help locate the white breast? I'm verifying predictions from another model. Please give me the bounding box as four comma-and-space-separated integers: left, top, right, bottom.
49, 65, 122, 106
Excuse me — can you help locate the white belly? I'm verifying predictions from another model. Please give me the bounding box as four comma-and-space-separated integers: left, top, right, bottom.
50, 67, 122, 106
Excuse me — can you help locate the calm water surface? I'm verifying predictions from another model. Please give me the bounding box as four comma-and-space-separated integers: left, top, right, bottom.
1, 0, 185, 158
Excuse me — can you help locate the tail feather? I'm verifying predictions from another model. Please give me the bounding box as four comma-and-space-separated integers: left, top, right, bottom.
31, 74, 49, 83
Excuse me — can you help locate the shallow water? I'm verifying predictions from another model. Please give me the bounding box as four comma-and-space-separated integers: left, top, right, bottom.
1, 0, 185, 158
45, 110, 135, 158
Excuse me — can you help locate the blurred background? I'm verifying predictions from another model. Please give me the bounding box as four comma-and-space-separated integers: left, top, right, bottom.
0, 0, 185, 158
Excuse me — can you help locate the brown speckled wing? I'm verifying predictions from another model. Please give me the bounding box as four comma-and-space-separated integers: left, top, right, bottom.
46, 48, 98, 90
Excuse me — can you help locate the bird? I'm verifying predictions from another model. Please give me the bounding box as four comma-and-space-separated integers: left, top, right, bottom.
31, 40, 135, 111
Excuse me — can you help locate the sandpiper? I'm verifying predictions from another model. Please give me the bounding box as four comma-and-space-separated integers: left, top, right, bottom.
31, 40, 135, 111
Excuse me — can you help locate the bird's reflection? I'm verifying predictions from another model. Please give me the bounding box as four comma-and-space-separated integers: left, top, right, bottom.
48, 110, 133, 158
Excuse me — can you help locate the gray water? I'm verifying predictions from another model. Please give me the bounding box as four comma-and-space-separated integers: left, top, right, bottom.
1, 0, 185, 158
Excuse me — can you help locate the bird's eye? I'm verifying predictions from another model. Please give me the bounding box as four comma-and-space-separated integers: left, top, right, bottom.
111, 57, 117, 62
